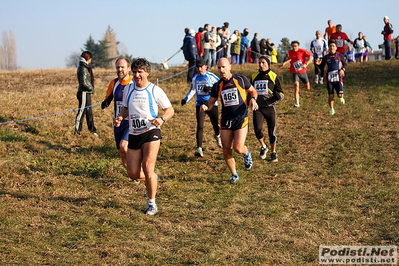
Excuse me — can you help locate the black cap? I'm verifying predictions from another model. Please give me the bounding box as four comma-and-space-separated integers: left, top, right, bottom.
196, 59, 207, 67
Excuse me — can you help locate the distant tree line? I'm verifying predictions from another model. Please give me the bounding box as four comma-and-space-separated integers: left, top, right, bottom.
66, 26, 133, 69
277, 37, 291, 63
0, 31, 17, 70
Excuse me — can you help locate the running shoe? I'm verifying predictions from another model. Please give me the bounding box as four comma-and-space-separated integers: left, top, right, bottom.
329, 108, 335, 115
340, 97, 345, 104
144, 204, 158, 215
229, 174, 239, 184
314, 75, 319, 84
271, 152, 278, 162
196, 147, 204, 157
244, 150, 253, 170
259, 146, 268, 160
294, 103, 300, 108
319, 77, 324, 85
214, 134, 222, 148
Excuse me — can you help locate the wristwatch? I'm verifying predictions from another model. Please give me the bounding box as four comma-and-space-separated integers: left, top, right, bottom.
160, 116, 166, 123
252, 96, 257, 101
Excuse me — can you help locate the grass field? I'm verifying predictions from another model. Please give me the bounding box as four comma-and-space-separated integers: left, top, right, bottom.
1, 59, 398, 265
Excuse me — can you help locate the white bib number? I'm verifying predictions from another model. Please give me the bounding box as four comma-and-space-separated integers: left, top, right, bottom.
254, 80, 269, 95
293, 60, 303, 72
130, 115, 149, 134
196, 81, 208, 96
328, 70, 340, 82
336, 39, 343, 47
221, 88, 239, 106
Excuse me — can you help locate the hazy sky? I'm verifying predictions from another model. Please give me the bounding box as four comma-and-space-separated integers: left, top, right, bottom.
1, 0, 397, 69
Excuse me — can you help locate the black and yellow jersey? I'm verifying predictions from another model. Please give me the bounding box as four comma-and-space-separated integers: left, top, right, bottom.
211, 74, 252, 120
250, 70, 284, 108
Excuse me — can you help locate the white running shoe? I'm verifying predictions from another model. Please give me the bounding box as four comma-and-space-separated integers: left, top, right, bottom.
214, 134, 222, 148
196, 147, 204, 157
144, 204, 158, 215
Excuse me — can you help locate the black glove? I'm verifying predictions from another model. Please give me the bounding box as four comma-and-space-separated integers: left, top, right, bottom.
101, 101, 108, 110
203, 86, 212, 93
181, 99, 187, 106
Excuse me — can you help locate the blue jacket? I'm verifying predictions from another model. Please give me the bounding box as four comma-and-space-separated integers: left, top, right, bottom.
241, 36, 249, 51
183, 35, 197, 61
183, 71, 219, 106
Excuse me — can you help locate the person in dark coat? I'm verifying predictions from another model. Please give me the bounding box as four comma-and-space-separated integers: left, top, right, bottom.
183, 29, 198, 83
74, 51, 97, 136
251, 33, 260, 64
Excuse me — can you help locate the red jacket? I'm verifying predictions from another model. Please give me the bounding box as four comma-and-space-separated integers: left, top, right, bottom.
383, 22, 394, 41
195, 32, 204, 57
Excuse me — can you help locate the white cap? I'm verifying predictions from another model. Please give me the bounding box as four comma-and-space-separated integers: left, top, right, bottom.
188, 29, 195, 36
384, 16, 389, 20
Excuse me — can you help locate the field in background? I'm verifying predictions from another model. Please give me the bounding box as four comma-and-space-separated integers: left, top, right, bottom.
0, 60, 398, 265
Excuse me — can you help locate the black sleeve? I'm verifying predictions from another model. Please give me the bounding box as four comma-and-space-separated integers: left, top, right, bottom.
273, 76, 284, 101
339, 54, 347, 69
319, 55, 327, 68
240, 75, 252, 90
388, 23, 394, 34
210, 82, 219, 99
101, 93, 113, 109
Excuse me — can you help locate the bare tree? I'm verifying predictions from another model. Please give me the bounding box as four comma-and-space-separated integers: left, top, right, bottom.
0, 45, 4, 70
103, 25, 118, 69
1, 31, 17, 70
8, 31, 17, 70
65, 51, 81, 68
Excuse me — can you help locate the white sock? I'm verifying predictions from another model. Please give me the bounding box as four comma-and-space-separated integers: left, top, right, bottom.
149, 198, 156, 206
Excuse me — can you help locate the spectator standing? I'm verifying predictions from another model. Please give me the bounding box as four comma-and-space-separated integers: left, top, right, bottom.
195, 27, 204, 58
259, 39, 267, 56
265, 39, 274, 59
271, 43, 278, 64
203, 24, 211, 66
74, 51, 97, 136
240, 28, 250, 64
209, 26, 220, 67
182, 29, 198, 83
251, 33, 260, 64
230, 30, 241, 65
381, 16, 394, 60
222, 22, 230, 57
216, 27, 226, 61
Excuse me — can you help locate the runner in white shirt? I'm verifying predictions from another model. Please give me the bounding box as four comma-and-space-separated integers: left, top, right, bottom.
353, 32, 367, 63
115, 58, 174, 216
310, 30, 328, 84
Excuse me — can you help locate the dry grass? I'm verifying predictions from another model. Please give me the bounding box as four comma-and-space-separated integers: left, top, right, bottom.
0, 60, 398, 265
